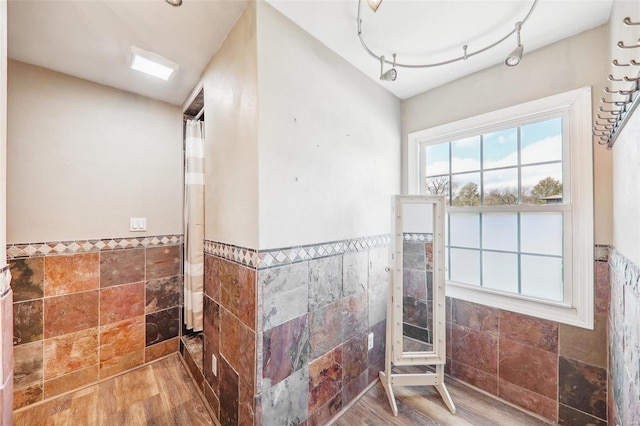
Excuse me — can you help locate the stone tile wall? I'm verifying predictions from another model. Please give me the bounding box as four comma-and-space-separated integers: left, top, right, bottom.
9, 240, 183, 410
446, 258, 610, 425
608, 249, 640, 426
0, 266, 13, 425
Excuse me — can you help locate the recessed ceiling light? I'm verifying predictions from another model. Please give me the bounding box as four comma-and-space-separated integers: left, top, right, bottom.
128, 46, 179, 81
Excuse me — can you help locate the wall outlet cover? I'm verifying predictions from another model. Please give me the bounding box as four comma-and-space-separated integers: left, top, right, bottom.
212, 354, 217, 376
368, 332, 374, 350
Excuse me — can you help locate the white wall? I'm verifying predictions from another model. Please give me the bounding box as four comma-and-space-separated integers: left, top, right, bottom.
1, 0, 7, 264
402, 25, 612, 245
7, 60, 182, 243
611, 1, 640, 266
191, 3, 259, 249
256, 2, 401, 249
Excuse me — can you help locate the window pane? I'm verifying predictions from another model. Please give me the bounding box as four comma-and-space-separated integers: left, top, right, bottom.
450, 248, 480, 285
521, 163, 563, 205
521, 118, 562, 165
425, 176, 450, 204
483, 128, 518, 169
521, 212, 563, 256
452, 172, 480, 206
483, 252, 518, 293
424, 142, 450, 177
482, 213, 518, 251
521, 255, 563, 301
450, 213, 479, 248
451, 136, 480, 173
483, 168, 518, 206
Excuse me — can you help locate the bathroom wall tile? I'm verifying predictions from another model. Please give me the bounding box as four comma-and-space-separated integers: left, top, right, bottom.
145, 307, 180, 346
367, 319, 386, 368
342, 333, 368, 386
145, 276, 181, 313
100, 249, 145, 288
13, 299, 43, 346
499, 338, 557, 399
43, 364, 99, 399
308, 393, 342, 426
203, 297, 220, 392
260, 263, 309, 331
9, 258, 44, 301
44, 327, 99, 380
204, 334, 219, 397
559, 356, 607, 420
403, 269, 427, 300
44, 253, 99, 296
146, 245, 181, 280
343, 369, 369, 406
309, 346, 342, 414
145, 337, 179, 363
100, 282, 144, 325
309, 256, 343, 311
99, 316, 145, 362
451, 299, 499, 335
403, 296, 428, 328
238, 322, 256, 391
263, 314, 307, 388
44, 291, 99, 338
14, 383, 43, 410
14, 340, 43, 390
559, 315, 607, 368
220, 260, 256, 331
310, 300, 343, 359
368, 247, 389, 328
403, 241, 426, 271
219, 356, 239, 426
2, 293, 13, 383
368, 355, 385, 384
204, 380, 220, 421
239, 376, 255, 426
204, 254, 221, 303
342, 292, 368, 343
220, 308, 240, 375
262, 366, 308, 426
450, 361, 497, 395
558, 403, 607, 426
498, 379, 557, 421
594, 261, 610, 316
1, 376, 12, 425
342, 251, 368, 297
500, 310, 558, 353
100, 349, 144, 379
451, 324, 497, 375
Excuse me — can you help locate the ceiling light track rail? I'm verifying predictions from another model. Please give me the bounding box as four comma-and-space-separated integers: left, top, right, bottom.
357, 0, 538, 80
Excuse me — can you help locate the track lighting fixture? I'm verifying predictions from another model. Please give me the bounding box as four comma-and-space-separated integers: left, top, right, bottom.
357, 0, 538, 81
166, 0, 182, 6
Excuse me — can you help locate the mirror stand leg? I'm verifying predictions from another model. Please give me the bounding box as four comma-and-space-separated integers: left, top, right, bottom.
378, 371, 398, 416
434, 366, 456, 414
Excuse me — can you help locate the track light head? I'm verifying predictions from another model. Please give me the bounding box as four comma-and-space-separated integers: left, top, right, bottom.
505, 44, 524, 67
367, 0, 383, 12
380, 68, 397, 81
166, 0, 182, 6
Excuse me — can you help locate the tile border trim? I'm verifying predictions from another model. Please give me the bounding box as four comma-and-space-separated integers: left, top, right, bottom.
204, 234, 391, 269
6, 234, 183, 259
403, 233, 433, 242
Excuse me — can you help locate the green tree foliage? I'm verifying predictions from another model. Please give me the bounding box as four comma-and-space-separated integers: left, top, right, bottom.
484, 189, 518, 206
452, 182, 480, 206
531, 177, 563, 199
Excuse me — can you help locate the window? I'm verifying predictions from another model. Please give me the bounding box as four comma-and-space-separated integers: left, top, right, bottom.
407, 87, 594, 329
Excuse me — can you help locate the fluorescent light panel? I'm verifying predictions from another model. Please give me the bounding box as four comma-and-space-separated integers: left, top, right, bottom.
129, 46, 179, 81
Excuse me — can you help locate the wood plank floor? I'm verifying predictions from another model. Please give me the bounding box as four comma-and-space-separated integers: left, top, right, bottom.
13, 354, 215, 426
333, 378, 556, 426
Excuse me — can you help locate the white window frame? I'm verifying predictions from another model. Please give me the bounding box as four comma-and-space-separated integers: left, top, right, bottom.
407, 87, 594, 329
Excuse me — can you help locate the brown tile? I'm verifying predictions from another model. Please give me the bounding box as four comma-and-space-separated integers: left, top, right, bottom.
498, 379, 557, 421
100, 282, 144, 325
239, 375, 255, 426
44, 291, 99, 338
343, 369, 369, 406
100, 249, 145, 288
146, 276, 182, 313
145, 307, 180, 346
145, 337, 179, 363
203, 296, 220, 390
558, 356, 607, 420
451, 299, 499, 335
9, 258, 44, 302
219, 356, 239, 426
220, 260, 256, 331
146, 245, 181, 280
500, 310, 558, 353
2, 292, 13, 382
499, 338, 557, 400
44, 253, 99, 296
343, 333, 368, 385
204, 255, 221, 303
203, 380, 220, 420
99, 316, 145, 362
263, 314, 308, 387
238, 323, 256, 391
2, 373, 13, 422
220, 308, 240, 374
14, 299, 43, 346
595, 261, 610, 316
451, 324, 498, 375
100, 349, 144, 379
309, 346, 343, 414
559, 403, 607, 426
559, 315, 607, 368
14, 340, 43, 390
43, 364, 99, 399
203, 333, 219, 397
309, 392, 342, 426
450, 361, 498, 395
13, 383, 43, 410
44, 327, 99, 380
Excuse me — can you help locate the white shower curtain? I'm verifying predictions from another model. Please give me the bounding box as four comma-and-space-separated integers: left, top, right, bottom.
184, 119, 204, 331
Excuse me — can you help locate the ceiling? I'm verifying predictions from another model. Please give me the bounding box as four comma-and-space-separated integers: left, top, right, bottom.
8, 0, 612, 106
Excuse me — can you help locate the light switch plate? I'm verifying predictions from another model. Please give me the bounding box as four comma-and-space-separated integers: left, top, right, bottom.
130, 217, 147, 232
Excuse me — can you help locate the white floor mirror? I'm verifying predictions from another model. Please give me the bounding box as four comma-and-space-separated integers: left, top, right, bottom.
380, 195, 456, 416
